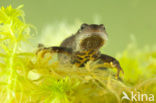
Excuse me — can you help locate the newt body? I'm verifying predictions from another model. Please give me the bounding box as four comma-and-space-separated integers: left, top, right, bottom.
37, 23, 124, 77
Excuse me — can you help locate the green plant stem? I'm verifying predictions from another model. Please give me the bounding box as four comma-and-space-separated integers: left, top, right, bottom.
6, 22, 17, 102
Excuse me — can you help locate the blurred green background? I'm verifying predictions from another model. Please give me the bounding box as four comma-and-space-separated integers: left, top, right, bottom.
1, 0, 156, 55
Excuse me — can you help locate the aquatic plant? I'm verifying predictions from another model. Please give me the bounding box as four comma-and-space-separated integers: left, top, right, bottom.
0, 5, 155, 103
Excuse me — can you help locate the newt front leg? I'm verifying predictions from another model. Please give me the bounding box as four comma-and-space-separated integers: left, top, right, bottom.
99, 54, 124, 78
36, 44, 73, 58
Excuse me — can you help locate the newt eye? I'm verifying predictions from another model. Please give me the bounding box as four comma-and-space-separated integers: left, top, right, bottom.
81, 23, 88, 30
99, 24, 104, 27
99, 24, 105, 30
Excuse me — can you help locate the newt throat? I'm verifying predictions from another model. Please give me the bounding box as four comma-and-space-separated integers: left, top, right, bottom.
80, 35, 104, 50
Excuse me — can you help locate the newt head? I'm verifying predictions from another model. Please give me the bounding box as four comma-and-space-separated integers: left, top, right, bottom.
75, 23, 108, 51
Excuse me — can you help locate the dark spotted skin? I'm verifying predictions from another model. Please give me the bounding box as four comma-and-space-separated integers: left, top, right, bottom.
36, 23, 124, 78
71, 50, 102, 67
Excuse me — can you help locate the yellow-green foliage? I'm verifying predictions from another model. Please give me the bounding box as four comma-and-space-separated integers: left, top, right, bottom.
0, 5, 156, 103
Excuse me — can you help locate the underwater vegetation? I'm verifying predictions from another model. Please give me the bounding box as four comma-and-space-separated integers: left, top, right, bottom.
0, 5, 155, 103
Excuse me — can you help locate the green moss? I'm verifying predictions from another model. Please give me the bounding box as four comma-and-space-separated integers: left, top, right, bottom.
0, 5, 155, 103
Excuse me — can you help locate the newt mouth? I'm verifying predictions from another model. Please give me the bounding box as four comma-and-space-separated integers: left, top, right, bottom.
80, 35, 104, 50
